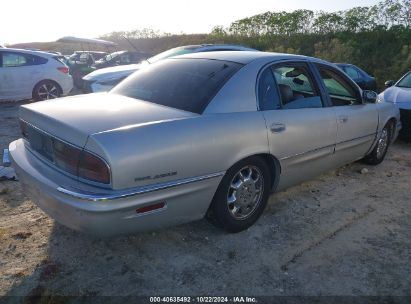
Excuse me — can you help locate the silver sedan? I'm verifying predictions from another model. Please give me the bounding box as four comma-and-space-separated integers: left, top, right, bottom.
10, 51, 401, 236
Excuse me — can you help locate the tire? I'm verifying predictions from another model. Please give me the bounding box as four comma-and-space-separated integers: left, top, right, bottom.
362, 122, 393, 165
209, 156, 271, 233
33, 80, 62, 101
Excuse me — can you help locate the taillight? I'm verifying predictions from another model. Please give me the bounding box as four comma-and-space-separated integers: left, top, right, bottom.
19, 120, 110, 184
52, 140, 110, 184
78, 151, 110, 184
57, 66, 69, 74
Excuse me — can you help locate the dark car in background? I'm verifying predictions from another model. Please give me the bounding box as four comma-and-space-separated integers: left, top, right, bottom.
82, 44, 257, 93
92, 51, 150, 69
67, 51, 107, 87
336, 63, 377, 91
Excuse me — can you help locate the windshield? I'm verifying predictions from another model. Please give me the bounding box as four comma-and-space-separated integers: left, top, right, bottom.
68, 53, 79, 61
397, 72, 411, 88
111, 58, 243, 114
147, 46, 199, 64
105, 51, 122, 62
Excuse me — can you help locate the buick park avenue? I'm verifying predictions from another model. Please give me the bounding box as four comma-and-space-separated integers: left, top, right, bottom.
10, 52, 401, 236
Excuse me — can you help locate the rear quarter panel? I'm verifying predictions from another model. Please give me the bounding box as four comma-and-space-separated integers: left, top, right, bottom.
86, 112, 269, 190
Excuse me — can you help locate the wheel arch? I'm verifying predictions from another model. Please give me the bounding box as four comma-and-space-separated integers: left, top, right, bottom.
226, 153, 281, 192
32, 79, 63, 99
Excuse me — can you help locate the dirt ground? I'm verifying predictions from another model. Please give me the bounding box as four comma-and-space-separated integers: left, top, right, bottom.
0, 100, 410, 298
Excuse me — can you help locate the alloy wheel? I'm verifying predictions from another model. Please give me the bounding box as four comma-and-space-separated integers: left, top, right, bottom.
226, 165, 264, 219
37, 83, 60, 100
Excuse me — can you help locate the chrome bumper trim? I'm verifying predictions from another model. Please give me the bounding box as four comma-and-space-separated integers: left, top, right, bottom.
57, 171, 225, 202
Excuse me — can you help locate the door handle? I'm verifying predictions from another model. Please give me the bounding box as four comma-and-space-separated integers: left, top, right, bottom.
339, 115, 348, 123
270, 123, 286, 133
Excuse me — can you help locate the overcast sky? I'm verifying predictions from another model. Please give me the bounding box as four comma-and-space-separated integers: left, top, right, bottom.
2, 0, 381, 44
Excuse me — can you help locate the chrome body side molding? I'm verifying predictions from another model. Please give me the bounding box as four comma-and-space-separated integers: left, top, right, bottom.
57, 171, 226, 202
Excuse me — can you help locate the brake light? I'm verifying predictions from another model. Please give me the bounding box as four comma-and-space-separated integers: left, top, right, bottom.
78, 151, 110, 184
57, 67, 69, 74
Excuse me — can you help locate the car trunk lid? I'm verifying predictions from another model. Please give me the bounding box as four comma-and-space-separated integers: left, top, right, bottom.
19, 92, 197, 148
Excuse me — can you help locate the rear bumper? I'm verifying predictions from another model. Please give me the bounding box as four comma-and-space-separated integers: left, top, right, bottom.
9, 139, 222, 236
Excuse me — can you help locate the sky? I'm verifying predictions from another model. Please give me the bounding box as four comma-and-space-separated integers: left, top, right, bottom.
1, 0, 381, 44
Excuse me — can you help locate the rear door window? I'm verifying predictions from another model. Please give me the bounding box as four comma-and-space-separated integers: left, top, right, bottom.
2, 52, 27, 67
2, 52, 47, 67
258, 63, 323, 110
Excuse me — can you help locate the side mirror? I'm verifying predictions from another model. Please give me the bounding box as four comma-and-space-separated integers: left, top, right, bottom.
385, 80, 394, 88
363, 90, 378, 103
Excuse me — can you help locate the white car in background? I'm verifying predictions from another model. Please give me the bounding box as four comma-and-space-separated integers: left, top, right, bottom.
82, 44, 257, 93
0, 48, 73, 101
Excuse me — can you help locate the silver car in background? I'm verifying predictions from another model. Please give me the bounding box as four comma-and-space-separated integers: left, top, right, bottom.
10, 52, 401, 236
0, 48, 73, 101
82, 44, 257, 93
381, 71, 411, 141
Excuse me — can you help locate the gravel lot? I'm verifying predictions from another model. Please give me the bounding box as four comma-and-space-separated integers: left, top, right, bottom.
0, 100, 410, 298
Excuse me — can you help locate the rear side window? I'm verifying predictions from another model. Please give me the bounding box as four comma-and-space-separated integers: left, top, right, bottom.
258, 68, 281, 110
32, 55, 48, 65
112, 58, 243, 114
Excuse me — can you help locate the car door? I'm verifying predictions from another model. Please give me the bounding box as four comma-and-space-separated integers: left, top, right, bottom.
314, 64, 378, 166
258, 61, 338, 190
0, 51, 42, 100
0, 51, 23, 99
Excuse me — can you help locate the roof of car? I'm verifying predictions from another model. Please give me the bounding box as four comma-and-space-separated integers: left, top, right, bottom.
0, 47, 58, 58
173, 51, 324, 65
197, 44, 256, 51
74, 51, 107, 54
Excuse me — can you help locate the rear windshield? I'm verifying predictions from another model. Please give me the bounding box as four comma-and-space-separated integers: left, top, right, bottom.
111, 58, 243, 114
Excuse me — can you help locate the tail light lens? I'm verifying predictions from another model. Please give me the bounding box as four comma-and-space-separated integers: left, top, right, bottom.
78, 151, 110, 184
20, 120, 110, 185
57, 67, 69, 74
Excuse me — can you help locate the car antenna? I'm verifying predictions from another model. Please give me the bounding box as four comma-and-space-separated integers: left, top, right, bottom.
122, 35, 140, 52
